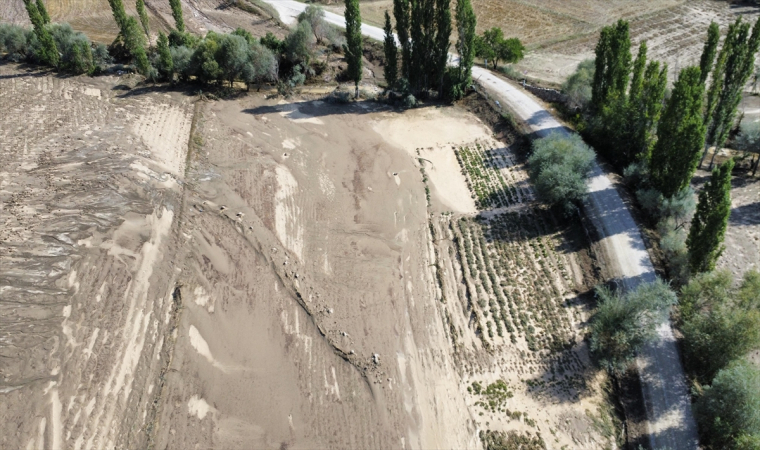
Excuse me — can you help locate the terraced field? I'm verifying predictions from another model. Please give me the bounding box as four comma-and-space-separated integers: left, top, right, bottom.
419, 129, 615, 448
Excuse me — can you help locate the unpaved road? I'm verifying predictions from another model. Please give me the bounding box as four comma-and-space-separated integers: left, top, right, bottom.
259, 1, 700, 447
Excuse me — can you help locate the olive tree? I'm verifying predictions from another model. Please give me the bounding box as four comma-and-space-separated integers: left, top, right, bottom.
528, 133, 596, 214
695, 361, 760, 449
590, 278, 677, 374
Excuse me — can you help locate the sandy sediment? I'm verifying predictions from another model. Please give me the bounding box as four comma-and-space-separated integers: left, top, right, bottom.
0, 65, 193, 449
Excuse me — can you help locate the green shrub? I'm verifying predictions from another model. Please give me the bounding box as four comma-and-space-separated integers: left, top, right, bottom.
528, 133, 596, 214
562, 59, 595, 109
695, 361, 760, 449
0, 23, 33, 61
590, 279, 677, 374
680, 269, 760, 383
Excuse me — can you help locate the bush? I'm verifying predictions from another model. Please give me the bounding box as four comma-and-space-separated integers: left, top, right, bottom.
528, 133, 596, 214
680, 269, 760, 383
260, 32, 283, 53
49, 23, 94, 74
169, 45, 193, 81
284, 20, 314, 66
695, 361, 760, 449
623, 161, 649, 189
0, 23, 33, 61
562, 59, 594, 109
298, 5, 329, 44
590, 278, 677, 374
636, 187, 664, 218
683, 306, 760, 383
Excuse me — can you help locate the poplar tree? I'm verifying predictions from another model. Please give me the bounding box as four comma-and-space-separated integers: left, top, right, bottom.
607, 20, 632, 98
454, 0, 476, 90
23, 0, 59, 67
650, 66, 706, 198
169, 0, 185, 32
596, 41, 666, 166
687, 159, 734, 274
433, 0, 451, 96
699, 22, 720, 85
409, 0, 435, 92
36, 0, 50, 24
635, 61, 668, 161
344, 0, 363, 98
124, 16, 151, 76
107, 0, 128, 29
156, 31, 173, 80
703, 17, 760, 169
136, 0, 150, 38
393, 0, 410, 79
383, 11, 398, 88
591, 26, 611, 110
591, 20, 631, 110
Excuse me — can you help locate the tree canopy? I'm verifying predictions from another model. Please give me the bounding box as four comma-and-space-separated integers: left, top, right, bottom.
528, 133, 596, 214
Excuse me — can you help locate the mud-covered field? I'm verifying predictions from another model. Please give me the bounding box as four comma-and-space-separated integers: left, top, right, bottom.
516, 0, 760, 85
0, 62, 624, 448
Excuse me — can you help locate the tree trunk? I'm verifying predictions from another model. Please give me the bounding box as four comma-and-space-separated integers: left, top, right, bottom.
698, 144, 710, 169
753, 154, 759, 176
708, 145, 719, 169
355, 82, 359, 99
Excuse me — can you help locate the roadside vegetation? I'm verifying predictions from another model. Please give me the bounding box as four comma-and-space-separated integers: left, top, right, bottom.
561, 16, 760, 450
527, 133, 595, 215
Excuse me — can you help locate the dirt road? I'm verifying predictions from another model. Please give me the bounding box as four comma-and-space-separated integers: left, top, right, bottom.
258, 1, 700, 446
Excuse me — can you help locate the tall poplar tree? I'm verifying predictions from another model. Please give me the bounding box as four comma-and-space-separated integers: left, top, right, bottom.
124, 16, 151, 76
136, 0, 150, 38
169, 0, 185, 32
107, 0, 128, 29
591, 26, 611, 110
650, 66, 706, 198
433, 0, 451, 96
156, 31, 174, 80
591, 20, 631, 110
344, 0, 363, 98
454, 0, 476, 90
702, 17, 760, 169
36, 0, 50, 24
699, 22, 720, 85
635, 61, 668, 161
607, 20, 632, 98
23, 0, 59, 67
383, 10, 398, 88
687, 159, 734, 274
393, 0, 410, 80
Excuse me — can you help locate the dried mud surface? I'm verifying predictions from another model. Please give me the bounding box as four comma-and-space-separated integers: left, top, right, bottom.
1, 62, 616, 449
0, 63, 194, 449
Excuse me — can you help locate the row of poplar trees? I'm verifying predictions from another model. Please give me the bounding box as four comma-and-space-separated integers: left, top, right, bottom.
381, 0, 477, 99
589, 18, 760, 274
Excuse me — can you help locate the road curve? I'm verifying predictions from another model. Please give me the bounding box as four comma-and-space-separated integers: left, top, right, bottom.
260, 1, 700, 447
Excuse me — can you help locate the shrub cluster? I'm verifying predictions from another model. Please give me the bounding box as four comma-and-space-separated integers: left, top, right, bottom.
527, 133, 596, 215
0, 22, 110, 74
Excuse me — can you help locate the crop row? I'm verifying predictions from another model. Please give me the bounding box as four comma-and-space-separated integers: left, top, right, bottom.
453, 212, 575, 353
455, 141, 529, 209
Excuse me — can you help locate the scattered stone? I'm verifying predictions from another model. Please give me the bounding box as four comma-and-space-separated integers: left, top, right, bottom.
372, 353, 380, 364
220, 205, 226, 211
